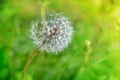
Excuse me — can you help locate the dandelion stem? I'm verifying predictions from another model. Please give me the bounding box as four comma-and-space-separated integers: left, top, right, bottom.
21, 39, 46, 80
21, 47, 40, 80
41, 1, 49, 27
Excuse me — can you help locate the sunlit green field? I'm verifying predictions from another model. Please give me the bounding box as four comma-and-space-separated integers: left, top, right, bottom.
0, 0, 120, 80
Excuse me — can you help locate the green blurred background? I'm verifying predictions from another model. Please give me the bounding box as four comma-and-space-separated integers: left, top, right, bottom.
0, 0, 120, 80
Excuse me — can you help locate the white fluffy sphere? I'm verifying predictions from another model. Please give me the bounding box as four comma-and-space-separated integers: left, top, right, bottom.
31, 14, 73, 53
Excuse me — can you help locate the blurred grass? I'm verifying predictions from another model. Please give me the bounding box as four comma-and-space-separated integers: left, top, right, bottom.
0, 0, 120, 80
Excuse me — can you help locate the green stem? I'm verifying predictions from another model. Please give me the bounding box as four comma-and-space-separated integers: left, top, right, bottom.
41, 1, 49, 27
21, 38, 47, 80
21, 47, 40, 80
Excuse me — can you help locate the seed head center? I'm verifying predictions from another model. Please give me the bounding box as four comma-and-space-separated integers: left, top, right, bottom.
45, 26, 59, 40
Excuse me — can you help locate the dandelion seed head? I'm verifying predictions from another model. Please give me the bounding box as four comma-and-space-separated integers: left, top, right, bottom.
31, 14, 73, 53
